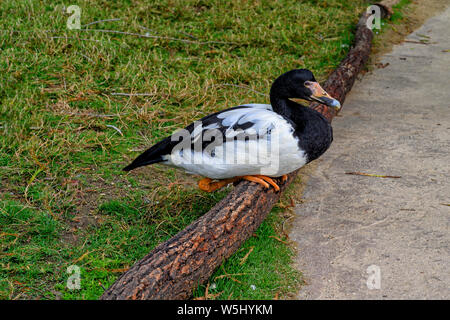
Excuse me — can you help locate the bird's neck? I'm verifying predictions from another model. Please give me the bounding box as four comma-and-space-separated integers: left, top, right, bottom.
270, 94, 307, 122
270, 93, 333, 163
270, 94, 292, 118
269, 79, 300, 119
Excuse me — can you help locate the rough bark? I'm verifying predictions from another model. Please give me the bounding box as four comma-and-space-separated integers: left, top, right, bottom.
312, 1, 392, 121
101, 3, 392, 300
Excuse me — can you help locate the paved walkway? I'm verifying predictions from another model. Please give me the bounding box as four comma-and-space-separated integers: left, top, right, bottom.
291, 6, 450, 299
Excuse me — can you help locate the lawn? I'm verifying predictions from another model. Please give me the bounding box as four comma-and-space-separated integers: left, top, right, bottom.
0, 0, 367, 299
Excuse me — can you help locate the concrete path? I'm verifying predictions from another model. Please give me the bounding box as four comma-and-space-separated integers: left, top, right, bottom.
291, 6, 450, 299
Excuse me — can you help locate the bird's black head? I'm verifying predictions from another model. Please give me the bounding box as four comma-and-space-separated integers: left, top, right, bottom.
270, 69, 341, 110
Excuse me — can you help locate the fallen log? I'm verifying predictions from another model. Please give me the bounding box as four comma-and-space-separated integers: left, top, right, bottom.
101, 3, 393, 300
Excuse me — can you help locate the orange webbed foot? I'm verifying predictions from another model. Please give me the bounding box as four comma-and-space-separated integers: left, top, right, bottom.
242, 175, 281, 192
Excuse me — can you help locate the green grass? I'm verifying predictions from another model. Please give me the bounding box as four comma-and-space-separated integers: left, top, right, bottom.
0, 0, 367, 299
390, 0, 412, 22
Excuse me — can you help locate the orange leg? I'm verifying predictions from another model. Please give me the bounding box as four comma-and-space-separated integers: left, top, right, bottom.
281, 174, 288, 183
242, 175, 270, 189
253, 175, 280, 192
198, 175, 282, 193
198, 177, 240, 192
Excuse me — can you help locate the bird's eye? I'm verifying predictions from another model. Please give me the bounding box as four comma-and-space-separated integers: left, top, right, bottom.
304, 81, 313, 87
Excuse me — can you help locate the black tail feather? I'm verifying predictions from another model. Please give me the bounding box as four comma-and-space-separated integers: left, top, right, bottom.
123, 157, 164, 171
123, 137, 173, 171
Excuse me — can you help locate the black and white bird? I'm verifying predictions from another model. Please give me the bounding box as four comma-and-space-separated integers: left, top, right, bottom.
123, 69, 340, 192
